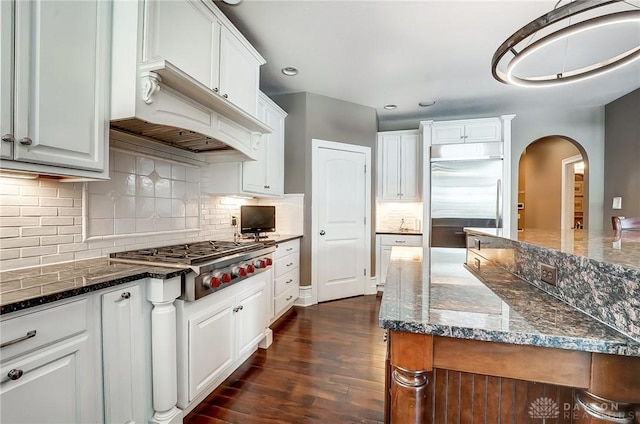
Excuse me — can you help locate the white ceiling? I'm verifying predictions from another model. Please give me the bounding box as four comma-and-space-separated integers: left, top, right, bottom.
218, 0, 640, 128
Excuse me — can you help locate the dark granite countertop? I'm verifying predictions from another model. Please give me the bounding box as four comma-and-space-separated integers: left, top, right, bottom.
0, 258, 191, 314
379, 247, 640, 357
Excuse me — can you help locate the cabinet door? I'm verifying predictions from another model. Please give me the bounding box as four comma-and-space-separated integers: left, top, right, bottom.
188, 297, 235, 402
13, 0, 109, 171
464, 121, 502, 143
0, 336, 95, 424
102, 284, 146, 424
263, 103, 284, 196
0, 0, 13, 160
235, 275, 267, 359
399, 134, 421, 201
379, 245, 393, 286
378, 134, 402, 201
241, 98, 268, 194
219, 27, 259, 116
144, 0, 220, 90
431, 124, 465, 144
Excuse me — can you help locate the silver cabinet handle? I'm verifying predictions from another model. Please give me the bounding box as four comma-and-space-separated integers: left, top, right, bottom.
1, 330, 37, 349
286, 262, 294, 267
383, 330, 388, 342
286, 247, 293, 252
7, 369, 23, 380
233, 305, 244, 313
319, 230, 326, 236
394, 240, 407, 244
115, 292, 131, 302
1, 134, 14, 143
19, 137, 32, 146
285, 295, 293, 301
286, 279, 293, 284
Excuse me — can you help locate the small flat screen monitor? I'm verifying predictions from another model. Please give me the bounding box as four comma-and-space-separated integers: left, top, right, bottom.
240, 205, 276, 237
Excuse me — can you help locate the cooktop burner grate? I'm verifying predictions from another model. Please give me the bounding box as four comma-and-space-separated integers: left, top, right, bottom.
109, 240, 272, 265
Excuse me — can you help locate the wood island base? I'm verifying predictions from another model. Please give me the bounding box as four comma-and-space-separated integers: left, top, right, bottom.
385, 331, 640, 424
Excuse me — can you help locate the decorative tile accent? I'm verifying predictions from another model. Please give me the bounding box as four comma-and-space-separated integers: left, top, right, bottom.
85, 150, 202, 240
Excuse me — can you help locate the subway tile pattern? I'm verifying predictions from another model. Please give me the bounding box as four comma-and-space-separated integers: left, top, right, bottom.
379, 248, 640, 356
0, 147, 253, 272
86, 150, 201, 238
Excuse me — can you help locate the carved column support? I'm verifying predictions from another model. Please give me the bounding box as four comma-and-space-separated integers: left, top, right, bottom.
147, 276, 182, 424
390, 366, 429, 424
141, 71, 162, 105
574, 390, 636, 424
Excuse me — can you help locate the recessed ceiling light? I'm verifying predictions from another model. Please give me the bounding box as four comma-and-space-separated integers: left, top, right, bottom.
383, 104, 397, 110
282, 67, 298, 76
418, 100, 436, 107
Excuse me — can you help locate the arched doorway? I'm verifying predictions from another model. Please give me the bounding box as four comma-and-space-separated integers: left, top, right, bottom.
518, 136, 589, 231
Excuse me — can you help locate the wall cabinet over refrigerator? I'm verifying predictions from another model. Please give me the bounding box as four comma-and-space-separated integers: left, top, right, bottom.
203, 92, 287, 198
377, 130, 421, 201
0, 0, 110, 179
431, 118, 502, 144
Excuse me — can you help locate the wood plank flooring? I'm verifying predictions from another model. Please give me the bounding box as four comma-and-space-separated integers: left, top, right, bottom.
184, 294, 386, 424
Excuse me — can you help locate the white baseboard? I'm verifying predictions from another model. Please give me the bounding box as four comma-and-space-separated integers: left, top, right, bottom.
259, 328, 273, 349
294, 286, 314, 307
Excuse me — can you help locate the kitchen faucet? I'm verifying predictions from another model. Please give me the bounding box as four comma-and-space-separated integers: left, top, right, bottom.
399, 218, 406, 232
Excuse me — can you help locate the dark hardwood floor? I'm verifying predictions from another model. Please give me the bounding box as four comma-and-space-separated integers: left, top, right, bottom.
184, 294, 386, 424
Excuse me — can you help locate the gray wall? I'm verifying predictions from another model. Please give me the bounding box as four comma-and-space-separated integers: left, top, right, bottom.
273, 92, 378, 287
382, 106, 607, 233
604, 88, 640, 228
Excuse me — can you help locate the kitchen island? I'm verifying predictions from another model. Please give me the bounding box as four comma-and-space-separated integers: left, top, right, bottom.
379, 230, 640, 423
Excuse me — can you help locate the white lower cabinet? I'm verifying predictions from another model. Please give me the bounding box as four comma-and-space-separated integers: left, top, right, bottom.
376, 234, 423, 287
177, 271, 268, 410
101, 282, 149, 424
271, 239, 300, 322
0, 297, 99, 424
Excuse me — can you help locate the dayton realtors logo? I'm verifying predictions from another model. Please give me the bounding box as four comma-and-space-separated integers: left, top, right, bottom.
528, 397, 560, 423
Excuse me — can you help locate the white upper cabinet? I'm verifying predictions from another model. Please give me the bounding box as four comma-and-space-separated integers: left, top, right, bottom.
377, 130, 421, 201
0, 0, 111, 179
242, 93, 286, 196
204, 92, 286, 198
143, 0, 260, 116
431, 118, 502, 144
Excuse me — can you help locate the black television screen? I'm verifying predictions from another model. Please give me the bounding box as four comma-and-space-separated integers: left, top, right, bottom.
240, 205, 276, 234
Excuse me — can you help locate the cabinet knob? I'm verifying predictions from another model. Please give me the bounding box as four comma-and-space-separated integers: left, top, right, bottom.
1, 134, 14, 143
7, 369, 23, 380
19, 137, 32, 146
383, 330, 388, 342
319, 230, 326, 236
115, 292, 131, 302
214, 87, 219, 93
223, 94, 229, 99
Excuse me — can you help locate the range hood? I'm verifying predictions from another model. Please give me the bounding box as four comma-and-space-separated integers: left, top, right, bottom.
110, 59, 272, 163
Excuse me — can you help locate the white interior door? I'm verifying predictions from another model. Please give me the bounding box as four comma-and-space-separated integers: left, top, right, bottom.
313, 140, 370, 303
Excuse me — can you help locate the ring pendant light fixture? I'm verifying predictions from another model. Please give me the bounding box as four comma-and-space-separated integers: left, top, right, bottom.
492, 0, 640, 87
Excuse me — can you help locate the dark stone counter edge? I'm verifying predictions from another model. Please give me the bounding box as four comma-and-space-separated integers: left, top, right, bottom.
464, 228, 640, 279
273, 235, 303, 243
0, 267, 191, 315
379, 319, 640, 357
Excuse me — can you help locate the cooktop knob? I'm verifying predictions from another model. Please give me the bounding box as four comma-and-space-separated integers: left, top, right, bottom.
253, 259, 266, 269
202, 273, 222, 289
246, 264, 255, 273
221, 272, 232, 283
232, 265, 247, 277
265, 257, 273, 266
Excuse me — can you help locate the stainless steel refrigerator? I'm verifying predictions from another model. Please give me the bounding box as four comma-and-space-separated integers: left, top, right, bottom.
430, 142, 504, 248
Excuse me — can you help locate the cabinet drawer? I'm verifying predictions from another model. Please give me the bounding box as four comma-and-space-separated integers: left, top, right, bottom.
274, 239, 300, 260
379, 234, 423, 247
274, 283, 298, 317
275, 253, 299, 277
0, 298, 89, 360
274, 268, 299, 297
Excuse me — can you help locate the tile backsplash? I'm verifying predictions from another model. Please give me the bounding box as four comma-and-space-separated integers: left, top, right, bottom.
0, 147, 254, 272
376, 201, 423, 232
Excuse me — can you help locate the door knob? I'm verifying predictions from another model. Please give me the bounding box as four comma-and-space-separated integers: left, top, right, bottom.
319, 230, 326, 236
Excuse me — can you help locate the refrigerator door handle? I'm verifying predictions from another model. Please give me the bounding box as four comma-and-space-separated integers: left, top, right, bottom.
496, 178, 502, 229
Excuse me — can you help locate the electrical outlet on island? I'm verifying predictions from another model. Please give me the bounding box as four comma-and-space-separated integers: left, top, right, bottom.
539, 263, 557, 286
